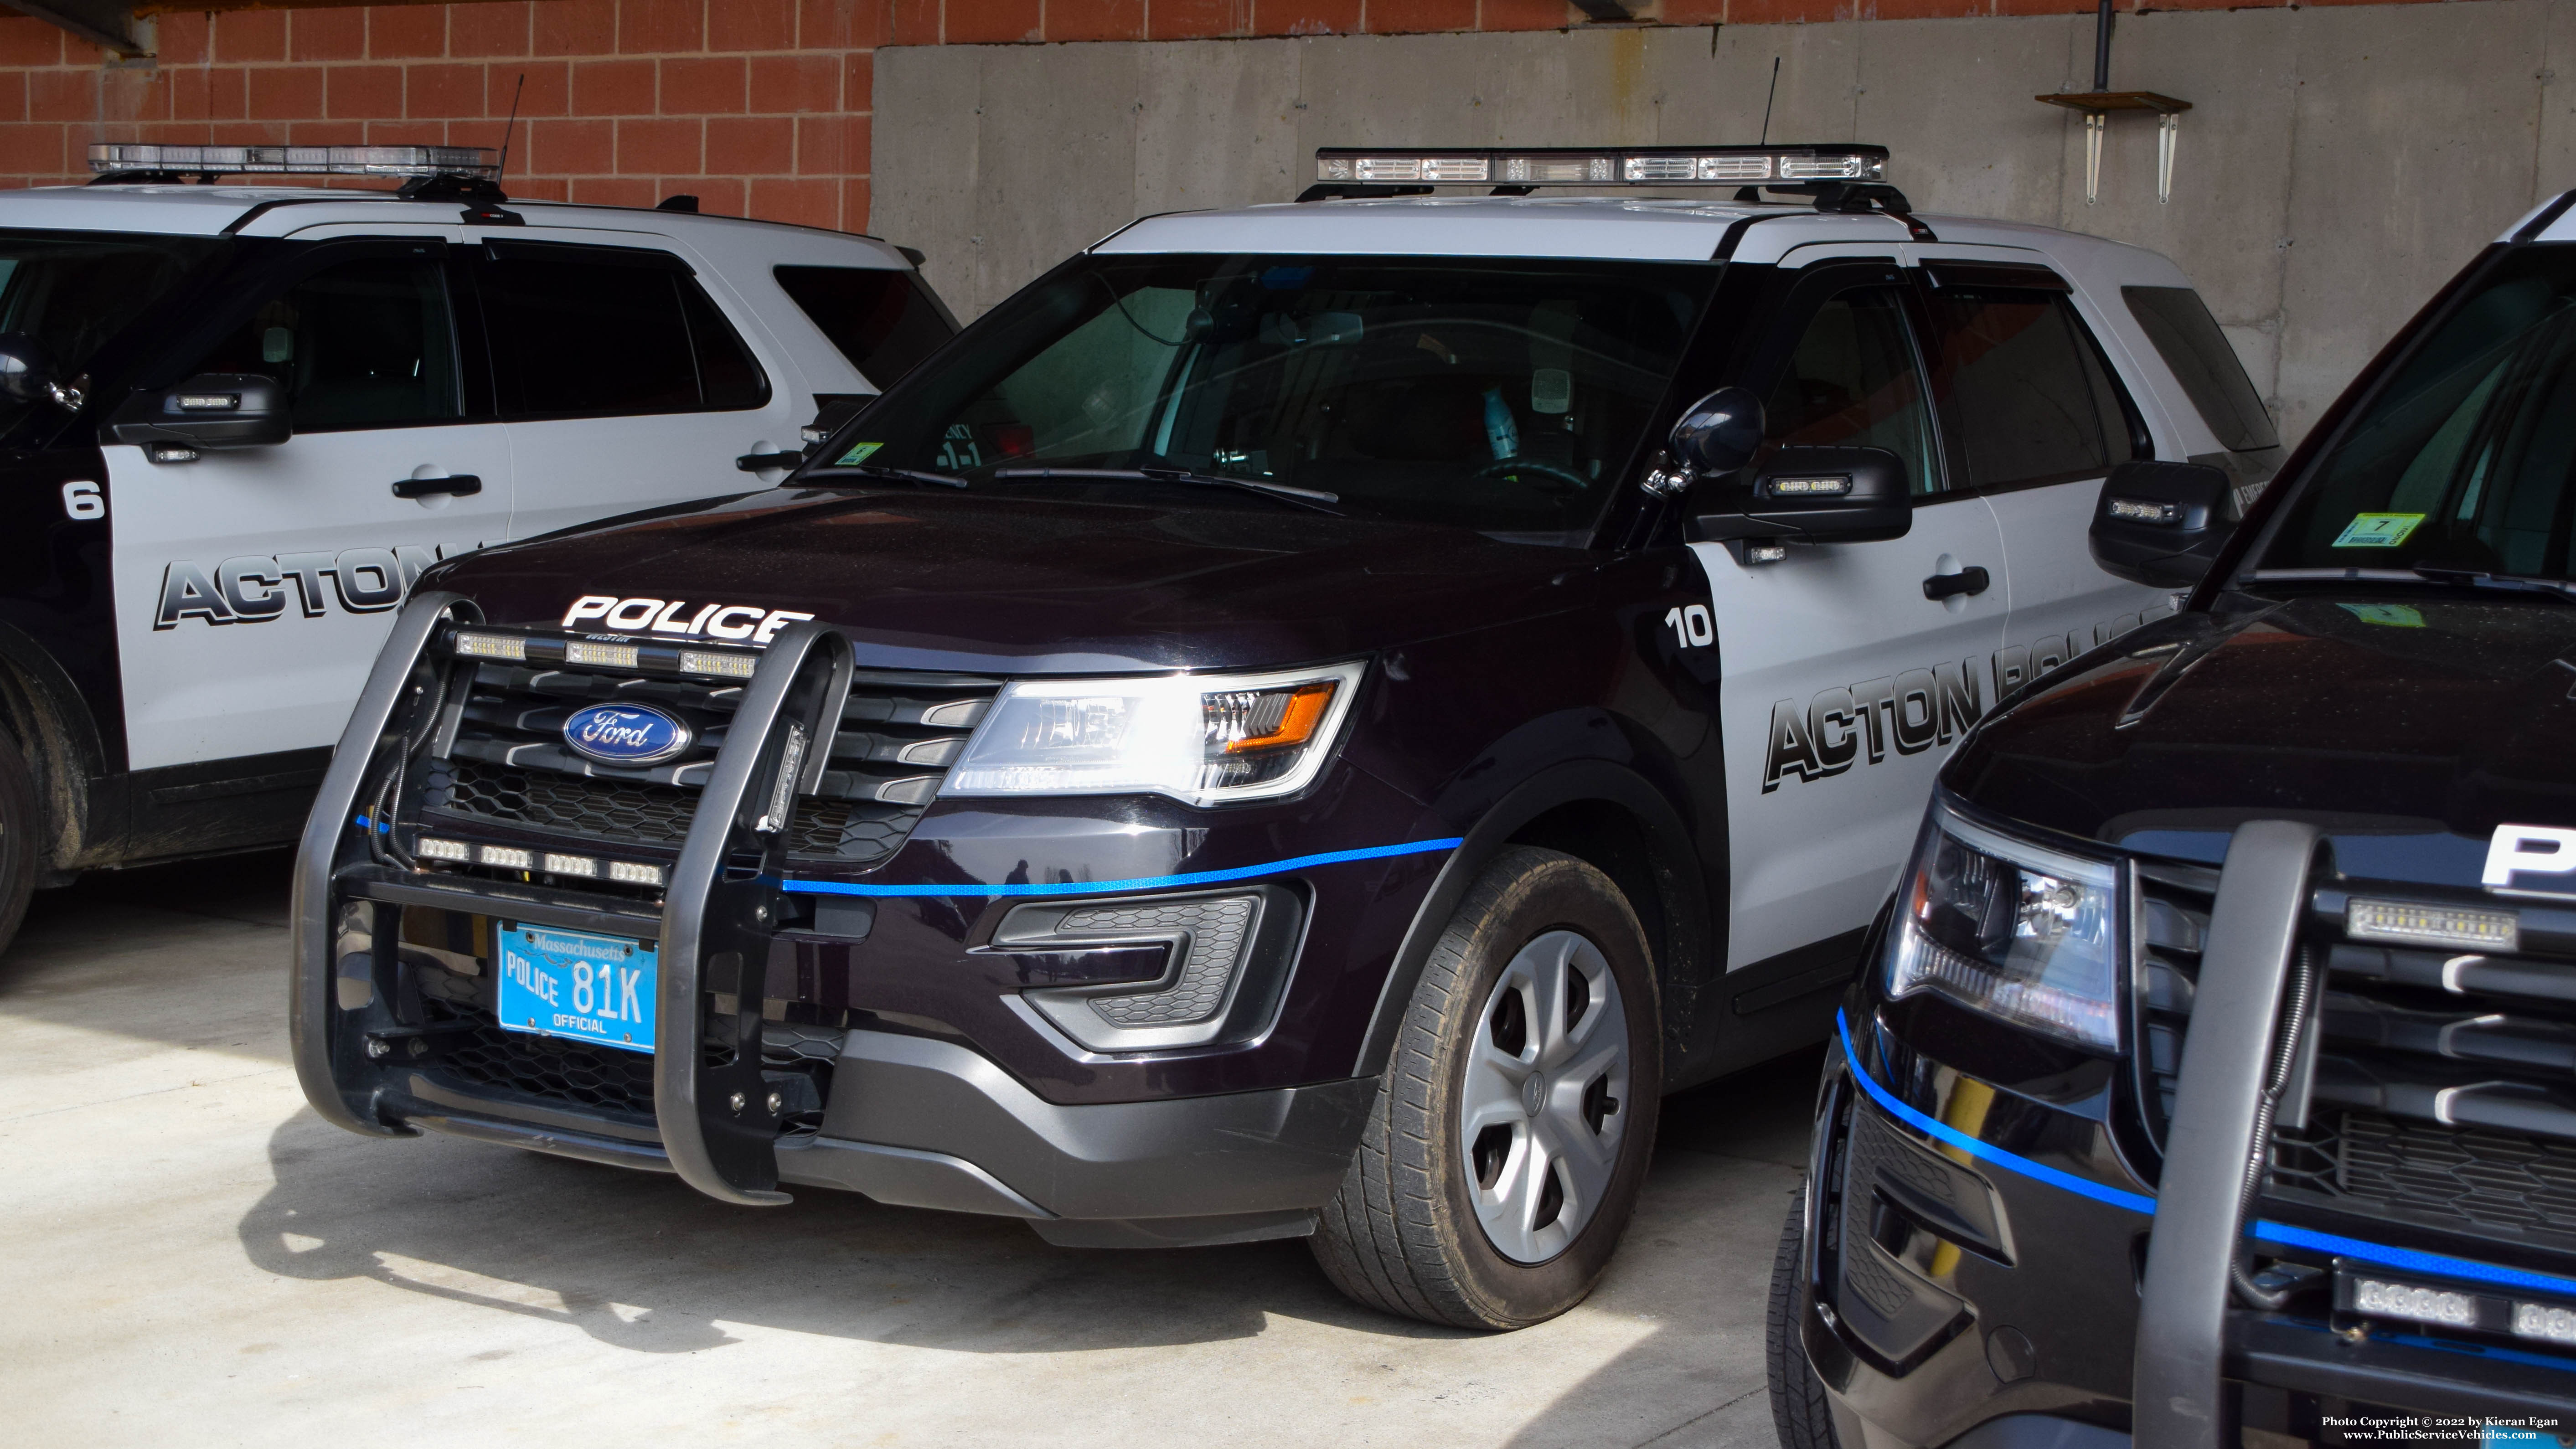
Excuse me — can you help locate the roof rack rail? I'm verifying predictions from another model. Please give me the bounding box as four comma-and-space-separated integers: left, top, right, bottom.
1735, 180, 1936, 242
1296, 182, 1435, 203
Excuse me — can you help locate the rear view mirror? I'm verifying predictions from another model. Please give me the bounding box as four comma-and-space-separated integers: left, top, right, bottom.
1668, 386, 1766, 476
106, 372, 292, 456
2090, 459, 2232, 588
1688, 445, 1913, 550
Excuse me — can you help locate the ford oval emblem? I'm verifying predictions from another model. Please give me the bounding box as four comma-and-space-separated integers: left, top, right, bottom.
562, 703, 693, 766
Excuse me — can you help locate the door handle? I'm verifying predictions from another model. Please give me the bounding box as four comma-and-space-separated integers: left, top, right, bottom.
391, 473, 482, 500
1922, 565, 1991, 601
736, 450, 805, 472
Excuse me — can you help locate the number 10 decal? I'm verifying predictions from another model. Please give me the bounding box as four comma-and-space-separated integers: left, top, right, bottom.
1664, 603, 1714, 648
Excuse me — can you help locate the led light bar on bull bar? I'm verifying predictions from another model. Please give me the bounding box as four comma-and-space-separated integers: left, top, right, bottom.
89, 143, 501, 180
1314, 144, 1888, 187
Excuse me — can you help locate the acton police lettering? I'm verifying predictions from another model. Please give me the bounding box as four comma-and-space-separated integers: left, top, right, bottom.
1761, 610, 2168, 792
154, 542, 478, 629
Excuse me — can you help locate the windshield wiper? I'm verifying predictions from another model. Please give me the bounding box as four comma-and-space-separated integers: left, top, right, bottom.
2239, 566, 2576, 602
989, 466, 1341, 513
800, 462, 969, 490
2411, 565, 2576, 600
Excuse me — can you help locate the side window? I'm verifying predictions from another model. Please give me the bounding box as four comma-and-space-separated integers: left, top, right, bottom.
2122, 285, 2279, 453
774, 265, 955, 387
1922, 284, 2136, 490
188, 254, 461, 433
1764, 286, 1943, 495
480, 248, 769, 419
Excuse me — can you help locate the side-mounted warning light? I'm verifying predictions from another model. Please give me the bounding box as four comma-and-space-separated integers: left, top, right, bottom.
1314, 144, 1887, 188
89, 143, 501, 180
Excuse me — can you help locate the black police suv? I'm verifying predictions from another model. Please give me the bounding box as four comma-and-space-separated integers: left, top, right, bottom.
1772, 195, 2576, 1441
288, 147, 2265, 1330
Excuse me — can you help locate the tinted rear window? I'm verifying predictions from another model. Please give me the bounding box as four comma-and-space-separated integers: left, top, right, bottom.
480, 247, 769, 418
774, 265, 954, 387
2123, 285, 2279, 452
1924, 285, 2137, 489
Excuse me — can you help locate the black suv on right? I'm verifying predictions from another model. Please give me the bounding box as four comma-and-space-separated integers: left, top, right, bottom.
1773, 195, 2576, 1444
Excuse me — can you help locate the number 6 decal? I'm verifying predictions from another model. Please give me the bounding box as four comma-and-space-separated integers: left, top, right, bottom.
1663, 603, 1714, 648
61, 480, 104, 521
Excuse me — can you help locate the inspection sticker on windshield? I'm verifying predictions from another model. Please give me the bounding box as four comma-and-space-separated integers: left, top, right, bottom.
2333, 512, 2425, 548
2339, 603, 2425, 628
834, 440, 883, 466
496, 924, 656, 1053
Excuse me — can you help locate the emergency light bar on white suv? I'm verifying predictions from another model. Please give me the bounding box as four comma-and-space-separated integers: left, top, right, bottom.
1315, 144, 1888, 187
89, 143, 501, 180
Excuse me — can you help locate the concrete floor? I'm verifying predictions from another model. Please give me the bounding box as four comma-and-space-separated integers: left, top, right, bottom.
0, 850, 1817, 1449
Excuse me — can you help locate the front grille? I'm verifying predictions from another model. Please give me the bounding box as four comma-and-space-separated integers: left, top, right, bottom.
412, 651, 998, 868
428, 760, 699, 846
429, 1002, 659, 1117
2137, 853, 2576, 1262
2133, 858, 2217, 1146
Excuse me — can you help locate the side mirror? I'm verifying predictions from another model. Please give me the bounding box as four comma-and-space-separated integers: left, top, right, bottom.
106, 372, 292, 454
2090, 459, 2232, 588
0, 332, 74, 409
1667, 386, 1766, 476
1688, 445, 1913, 548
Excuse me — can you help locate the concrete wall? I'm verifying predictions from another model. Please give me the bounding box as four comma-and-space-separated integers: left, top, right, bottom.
875, 5, 2576, 443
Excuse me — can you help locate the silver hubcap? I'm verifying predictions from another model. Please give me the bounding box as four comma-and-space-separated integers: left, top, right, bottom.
1457, 929, 1630, 1265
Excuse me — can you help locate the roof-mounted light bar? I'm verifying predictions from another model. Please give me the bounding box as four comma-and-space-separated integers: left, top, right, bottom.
1314, 144, 1888, 187
89, 143, 501, 181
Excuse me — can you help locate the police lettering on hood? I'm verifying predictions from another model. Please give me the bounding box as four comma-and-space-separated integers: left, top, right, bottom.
559, 595, 816, 643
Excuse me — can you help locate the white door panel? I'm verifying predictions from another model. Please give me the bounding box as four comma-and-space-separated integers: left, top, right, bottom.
1695, 498, 2009, 971
108, 426, 511, 769
1986, 479, 2174, 691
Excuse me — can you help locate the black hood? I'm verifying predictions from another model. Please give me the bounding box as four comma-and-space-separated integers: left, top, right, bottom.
421, 485, 1595, 674
1946, 593, 2576, 889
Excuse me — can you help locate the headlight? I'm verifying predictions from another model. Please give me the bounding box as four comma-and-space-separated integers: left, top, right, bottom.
941, 661, 1364, 807
1884, 799, 2124, 1052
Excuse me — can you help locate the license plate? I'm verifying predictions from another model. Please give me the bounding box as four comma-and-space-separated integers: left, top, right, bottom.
495, 924, 657, 1053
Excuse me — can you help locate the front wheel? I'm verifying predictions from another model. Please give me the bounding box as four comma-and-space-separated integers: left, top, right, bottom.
1310, 846, 1661, 1330
1767, 1191, 1843, 1449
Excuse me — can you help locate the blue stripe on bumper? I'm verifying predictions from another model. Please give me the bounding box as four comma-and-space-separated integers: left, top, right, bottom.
1836, 1009, 2576, 1309
781, 836, 1465, 898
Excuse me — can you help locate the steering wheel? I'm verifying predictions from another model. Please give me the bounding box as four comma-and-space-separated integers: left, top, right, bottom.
1470, 457, 1592, 494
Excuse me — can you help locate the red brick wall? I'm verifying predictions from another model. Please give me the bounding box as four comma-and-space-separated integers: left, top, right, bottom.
0, 0, 2458, 233
0, 2, 879, 230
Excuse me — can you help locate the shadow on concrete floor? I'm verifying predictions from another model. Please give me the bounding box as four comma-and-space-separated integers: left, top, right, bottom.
233, 1046, 1825, 1366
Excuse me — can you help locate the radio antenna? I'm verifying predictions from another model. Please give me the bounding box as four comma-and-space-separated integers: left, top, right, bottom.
496, 72, 526, 184
1758, 57, 1781, 145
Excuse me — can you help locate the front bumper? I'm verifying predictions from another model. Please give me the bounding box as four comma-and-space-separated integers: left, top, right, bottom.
1803, 1039, 2576, 1447
290, 595, 1439, 1242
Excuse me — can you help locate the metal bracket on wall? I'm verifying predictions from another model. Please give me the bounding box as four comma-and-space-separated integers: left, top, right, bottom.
2037, 90, 2194, 205
2, 0, 153, 58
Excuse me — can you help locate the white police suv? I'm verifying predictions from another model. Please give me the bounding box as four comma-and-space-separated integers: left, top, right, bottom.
0, 144, 953, 956
292, 144, 2294, 1329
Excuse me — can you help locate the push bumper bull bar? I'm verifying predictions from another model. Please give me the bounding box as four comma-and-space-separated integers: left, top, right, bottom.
291, 593, 859, 1207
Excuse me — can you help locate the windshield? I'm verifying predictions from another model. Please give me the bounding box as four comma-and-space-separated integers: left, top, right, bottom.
2255, 245, 2576, 580
833, 253, 1719, 532
0, 229, 221, 438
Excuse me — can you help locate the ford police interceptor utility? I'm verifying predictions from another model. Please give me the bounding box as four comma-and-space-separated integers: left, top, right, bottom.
1771, 195, 2576, 1443
291, 144, 2285, 1330
0, 143, 955, 958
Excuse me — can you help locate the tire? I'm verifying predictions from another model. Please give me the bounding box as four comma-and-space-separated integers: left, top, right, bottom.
1768, 1190, 1843, 1449
1311, 846, 1662, 1330
0, 727, 38, 962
